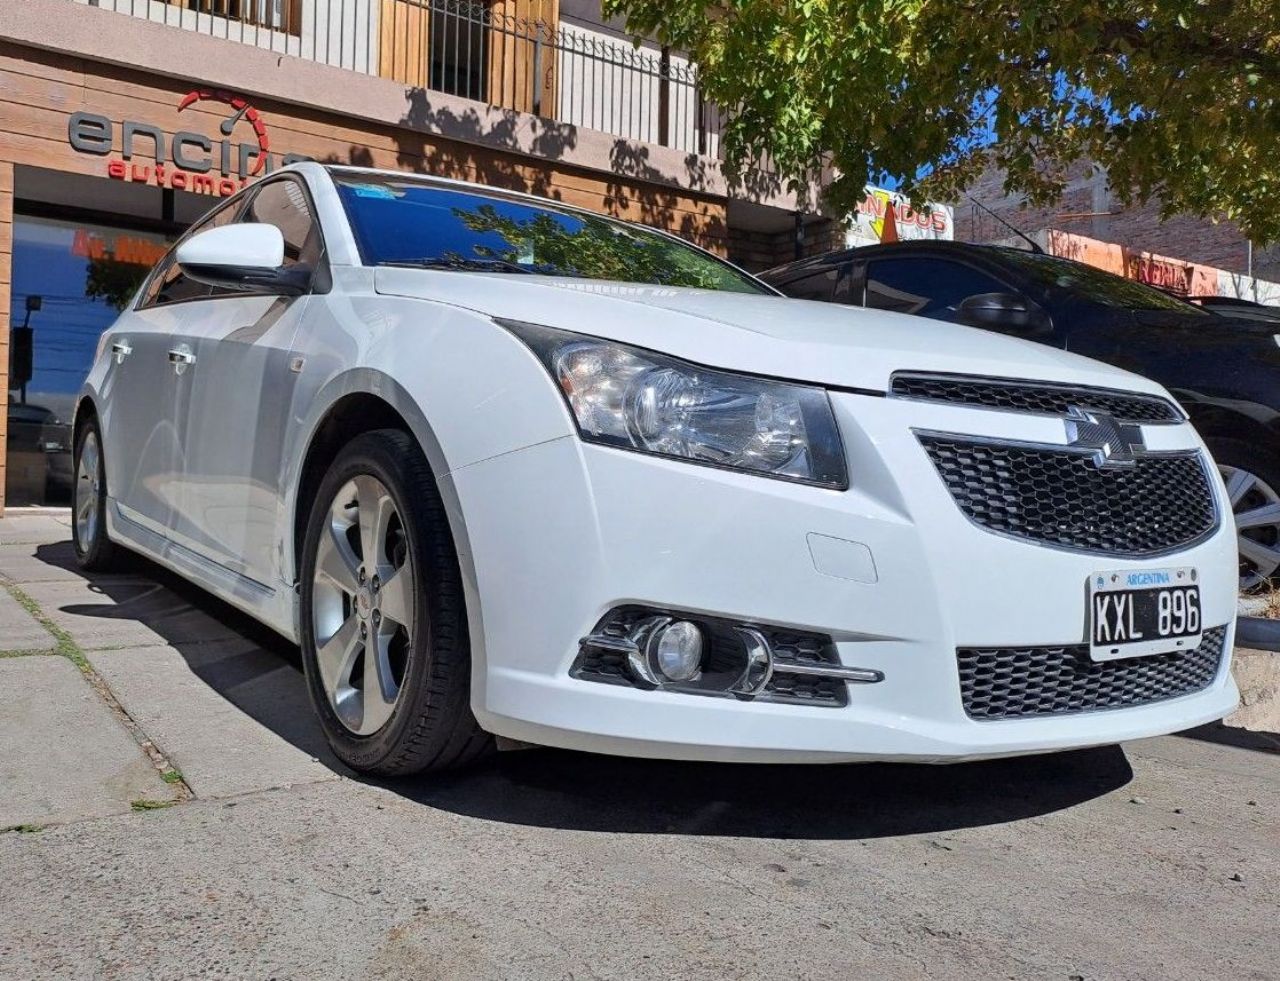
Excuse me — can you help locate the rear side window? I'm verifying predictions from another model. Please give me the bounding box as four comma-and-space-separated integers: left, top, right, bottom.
865, 257, 1007, 320
780, 266, 850, 303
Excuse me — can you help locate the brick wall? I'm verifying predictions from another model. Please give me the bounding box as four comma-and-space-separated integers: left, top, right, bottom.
958, 164, 1280, 283
728, 217, 845, 272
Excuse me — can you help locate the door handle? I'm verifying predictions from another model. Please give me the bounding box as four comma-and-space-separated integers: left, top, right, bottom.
168, 345, 196, 374
111, 340, 132, 364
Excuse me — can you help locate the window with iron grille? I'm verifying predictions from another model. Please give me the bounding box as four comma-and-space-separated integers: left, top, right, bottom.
172, 0, 303, 35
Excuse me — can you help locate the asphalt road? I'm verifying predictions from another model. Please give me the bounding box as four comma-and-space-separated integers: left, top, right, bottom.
0, 514, 1276, 981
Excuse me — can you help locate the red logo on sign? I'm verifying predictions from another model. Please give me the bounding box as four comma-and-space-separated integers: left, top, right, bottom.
177, 88, 271, 177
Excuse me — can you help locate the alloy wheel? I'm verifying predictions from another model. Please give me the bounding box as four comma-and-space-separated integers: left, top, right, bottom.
311, 475, 416, 735
75, 430, 101, 549
1220, 464, 1280, 592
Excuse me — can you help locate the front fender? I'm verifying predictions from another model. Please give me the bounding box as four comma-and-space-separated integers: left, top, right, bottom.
282, 299, 576, 689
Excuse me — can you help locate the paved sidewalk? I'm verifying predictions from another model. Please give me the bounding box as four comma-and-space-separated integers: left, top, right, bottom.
0, 515, 1276, 980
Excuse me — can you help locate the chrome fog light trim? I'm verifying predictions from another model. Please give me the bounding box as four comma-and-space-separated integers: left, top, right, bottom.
772, 660, 885, 684
574, 607, 883, 707
731, 627, 774, 695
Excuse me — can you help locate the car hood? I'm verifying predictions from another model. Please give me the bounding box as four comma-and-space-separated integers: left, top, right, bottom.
375, 269, 1170, 395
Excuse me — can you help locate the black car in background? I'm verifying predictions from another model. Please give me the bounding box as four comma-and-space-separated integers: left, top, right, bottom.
6, 402, 73, 505
1191, 295, 1280, 325
762, 242, 1280, 591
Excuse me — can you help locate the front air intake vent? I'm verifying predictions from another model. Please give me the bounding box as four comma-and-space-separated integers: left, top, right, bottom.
957, 626, 1227, 719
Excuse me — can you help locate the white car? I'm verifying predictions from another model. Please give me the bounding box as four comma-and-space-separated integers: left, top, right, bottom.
72, 163, 1239, 775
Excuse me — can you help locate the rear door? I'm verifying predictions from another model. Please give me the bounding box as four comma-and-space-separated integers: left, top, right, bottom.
103, 197, 243, 535
174, 176, 328, 588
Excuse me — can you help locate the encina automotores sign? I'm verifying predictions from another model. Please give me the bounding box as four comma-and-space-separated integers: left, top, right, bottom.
67, 88, 309, 198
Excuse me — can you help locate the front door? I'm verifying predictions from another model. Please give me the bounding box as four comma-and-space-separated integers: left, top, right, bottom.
173, 177, 326, 589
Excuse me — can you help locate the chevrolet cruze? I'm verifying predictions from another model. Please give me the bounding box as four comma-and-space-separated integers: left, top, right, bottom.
72, 164, 1239, 775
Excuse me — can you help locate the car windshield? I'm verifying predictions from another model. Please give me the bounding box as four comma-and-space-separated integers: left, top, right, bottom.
994, 248, 1210, 314
332, 173, 768, 294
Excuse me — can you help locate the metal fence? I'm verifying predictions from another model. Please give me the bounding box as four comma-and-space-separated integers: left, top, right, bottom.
75, 0, 722, 155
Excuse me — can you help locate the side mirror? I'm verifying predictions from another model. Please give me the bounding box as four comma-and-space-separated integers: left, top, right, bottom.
956, 291, 1052, 336
176, 224, 309, 296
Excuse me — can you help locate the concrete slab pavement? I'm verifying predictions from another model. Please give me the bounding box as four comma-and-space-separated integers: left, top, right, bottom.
0, 519, 341, 807
88, 640, 342, 798
19, 578, 246, 651
0, 587, 56, 652
0, 538, 138, 586
0, 655, 176, 829
0, 732, 1275, 981
0, 513, 73, 546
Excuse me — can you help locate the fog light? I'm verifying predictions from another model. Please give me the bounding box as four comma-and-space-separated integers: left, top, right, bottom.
653, 620, 704, 681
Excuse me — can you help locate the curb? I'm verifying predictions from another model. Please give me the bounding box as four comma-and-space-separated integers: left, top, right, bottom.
1235, 616, 1280, 652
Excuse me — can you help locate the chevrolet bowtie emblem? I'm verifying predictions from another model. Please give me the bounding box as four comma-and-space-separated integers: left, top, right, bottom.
1064, 405, 1145, 469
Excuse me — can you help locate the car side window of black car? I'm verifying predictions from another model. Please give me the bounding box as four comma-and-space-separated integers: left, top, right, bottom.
140, 195, 245, 308
864, 257, 1008, 321
782, 265, 851, 303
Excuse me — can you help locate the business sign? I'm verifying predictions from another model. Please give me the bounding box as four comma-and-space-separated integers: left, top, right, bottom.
847, 186, 953, 247
70, 228, 169, 268
68, 88, 309, 198
1126, 254, 1194, 295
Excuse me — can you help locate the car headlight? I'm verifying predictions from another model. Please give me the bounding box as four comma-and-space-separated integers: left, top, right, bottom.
503, 321, 848, 489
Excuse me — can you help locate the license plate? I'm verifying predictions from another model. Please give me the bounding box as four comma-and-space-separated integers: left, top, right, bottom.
1089, 568, 1201, 661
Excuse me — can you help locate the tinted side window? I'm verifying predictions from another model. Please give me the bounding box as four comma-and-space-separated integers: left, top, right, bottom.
781, 265, 850, 303
865, 258, 1007, 321
141, 197, 242, 308
241, 178, 323, 271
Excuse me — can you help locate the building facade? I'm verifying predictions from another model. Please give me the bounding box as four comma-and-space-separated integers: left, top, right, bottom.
0, 0, 831, 510
959, 163, 1280, 287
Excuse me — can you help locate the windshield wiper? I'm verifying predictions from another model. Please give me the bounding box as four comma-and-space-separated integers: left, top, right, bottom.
379, 257, 535, 274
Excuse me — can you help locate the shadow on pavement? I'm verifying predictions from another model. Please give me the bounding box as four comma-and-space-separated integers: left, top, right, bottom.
390, 744, 1134, 839
33, 541, 340, 768
1179, 721, 1280, 755
35, 542, 1138, 839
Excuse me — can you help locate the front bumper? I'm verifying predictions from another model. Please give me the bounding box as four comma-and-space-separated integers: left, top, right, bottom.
445, 391, 1240, 763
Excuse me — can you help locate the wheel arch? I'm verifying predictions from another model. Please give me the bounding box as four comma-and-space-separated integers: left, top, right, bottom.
70, 393, 101, 484
71, 393, 99, 439
285, 370, 485, 679
1182, 399, 1280, 452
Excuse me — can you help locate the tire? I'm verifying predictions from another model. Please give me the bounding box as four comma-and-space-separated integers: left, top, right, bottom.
1206, 436, 1280, 592
71, 416, 118, 572
298, 429, 491, 776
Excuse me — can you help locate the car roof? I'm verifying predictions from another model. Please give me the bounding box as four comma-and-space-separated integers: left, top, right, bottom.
760, 241, 1037, 279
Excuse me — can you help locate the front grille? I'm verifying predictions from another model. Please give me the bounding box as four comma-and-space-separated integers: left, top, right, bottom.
918, 435, 1217, 555
891, 373, 1182, 424
958, 625, 1227, 720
